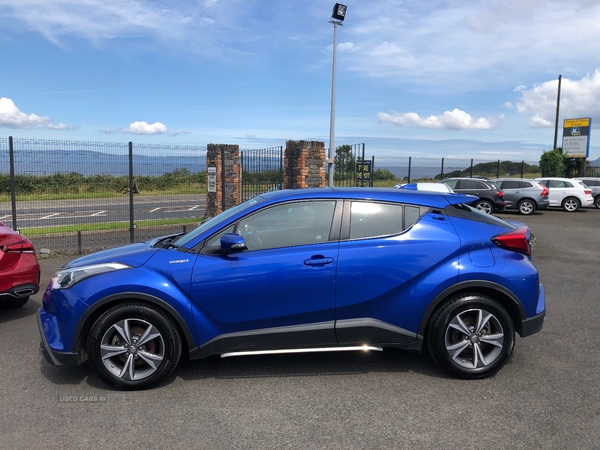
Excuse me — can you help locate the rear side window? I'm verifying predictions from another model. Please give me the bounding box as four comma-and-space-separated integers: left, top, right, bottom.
457, 179, 478, 189
349, 202, 422, 239
446, 203, 515, 229
500, 180, 520, 189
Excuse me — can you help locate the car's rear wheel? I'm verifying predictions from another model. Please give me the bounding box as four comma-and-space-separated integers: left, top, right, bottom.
426, 294, 515, 379
517, 199, 536, 215
0, 296, 29, 309
475, 200, 493, 214
87, 303, 182, 389
595, 196, 600, 209
562, 197, 580, 212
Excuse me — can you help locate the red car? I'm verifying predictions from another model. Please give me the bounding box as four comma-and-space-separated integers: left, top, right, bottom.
0, 222, 40, 309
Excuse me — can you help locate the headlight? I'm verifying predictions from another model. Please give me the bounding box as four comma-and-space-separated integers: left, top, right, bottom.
51, 263, 131, 290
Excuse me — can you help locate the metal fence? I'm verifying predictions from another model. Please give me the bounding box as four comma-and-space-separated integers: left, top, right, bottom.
329, 143, 374, 187
1, 137, 207, 256
240, 147, 283, 200
378, 157, 542, 182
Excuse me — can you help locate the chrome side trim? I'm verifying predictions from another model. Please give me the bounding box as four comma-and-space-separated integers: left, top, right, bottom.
221, 345, 383, 358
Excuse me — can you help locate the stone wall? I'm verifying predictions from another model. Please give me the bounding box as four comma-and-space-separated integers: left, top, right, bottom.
205, 144, 240, 217
284, 140, 326, 189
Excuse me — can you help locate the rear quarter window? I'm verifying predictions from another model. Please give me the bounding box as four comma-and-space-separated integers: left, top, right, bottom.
445, 203, 515, 229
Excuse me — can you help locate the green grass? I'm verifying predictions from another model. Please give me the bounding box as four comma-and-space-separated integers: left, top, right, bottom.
21, 218, 202, 236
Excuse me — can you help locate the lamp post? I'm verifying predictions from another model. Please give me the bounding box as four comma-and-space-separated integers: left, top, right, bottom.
328, 3, 347, 187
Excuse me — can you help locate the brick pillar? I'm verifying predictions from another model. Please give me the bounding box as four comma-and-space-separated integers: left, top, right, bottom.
205, 144, 240, 217
284, 140, 326, 189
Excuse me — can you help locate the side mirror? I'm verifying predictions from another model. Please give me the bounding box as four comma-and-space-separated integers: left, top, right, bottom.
220, 233, 246, 253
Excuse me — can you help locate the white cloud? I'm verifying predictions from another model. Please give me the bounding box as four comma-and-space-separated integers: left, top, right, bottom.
0, 97, 79, 130
377, 108, 498, 130
125, 121, 168, 135
529, 114, 553, 128
102, 121, 168, 134
516, 69, 600, 127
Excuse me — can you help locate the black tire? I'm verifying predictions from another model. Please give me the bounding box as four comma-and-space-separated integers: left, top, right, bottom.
426, 294, 515, 379
0, 296, 29, 309
595, 196, 600, 209
517, 199, 536, 215
474, 200, 493, 214
87, 303, 182, 389
562, 197, 580, 212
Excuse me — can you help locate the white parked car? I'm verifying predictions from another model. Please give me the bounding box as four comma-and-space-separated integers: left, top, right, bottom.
394, 182, 454, 193
534, 177, 594, 212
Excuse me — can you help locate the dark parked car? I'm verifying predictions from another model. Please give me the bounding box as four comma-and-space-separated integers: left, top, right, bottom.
439, 178, 506, 214
574, 177, 600, 208
0, 222, 40, 309
38, 188, 545, 389
491, 178, 550, 215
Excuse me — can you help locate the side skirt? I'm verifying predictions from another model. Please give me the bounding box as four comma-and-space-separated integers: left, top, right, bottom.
221, 346, 383, 358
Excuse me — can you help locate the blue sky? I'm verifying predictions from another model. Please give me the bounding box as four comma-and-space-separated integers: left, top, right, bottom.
1, 0, 600, 164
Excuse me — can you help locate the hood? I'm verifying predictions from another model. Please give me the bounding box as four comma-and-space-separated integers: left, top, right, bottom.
62, 236, 166, 269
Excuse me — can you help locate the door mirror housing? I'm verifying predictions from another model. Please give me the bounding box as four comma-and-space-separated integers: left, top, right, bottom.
221, 233, 246, 253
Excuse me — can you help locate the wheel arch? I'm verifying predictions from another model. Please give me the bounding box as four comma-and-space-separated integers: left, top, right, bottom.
418, 281, 527, 338
73, 292, 194, 363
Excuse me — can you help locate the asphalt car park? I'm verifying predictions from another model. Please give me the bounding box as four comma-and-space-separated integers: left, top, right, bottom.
1, 206, 599, 449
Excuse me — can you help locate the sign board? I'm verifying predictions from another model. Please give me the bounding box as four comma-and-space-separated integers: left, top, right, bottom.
562, 117, 591, 158
355, 160, 372, 187
207, 167, 217, 193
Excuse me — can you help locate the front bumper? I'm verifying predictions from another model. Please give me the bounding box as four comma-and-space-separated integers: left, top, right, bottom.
37, 308, 80, 366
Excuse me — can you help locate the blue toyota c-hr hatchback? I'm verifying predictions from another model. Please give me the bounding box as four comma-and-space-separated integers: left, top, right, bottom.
38, 188, 545, 389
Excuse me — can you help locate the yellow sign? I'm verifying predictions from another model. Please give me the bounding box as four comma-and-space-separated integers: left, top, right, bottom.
564, 118, 590, 128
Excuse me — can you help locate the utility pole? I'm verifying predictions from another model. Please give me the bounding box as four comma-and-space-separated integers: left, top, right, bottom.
553, 74, 562, 150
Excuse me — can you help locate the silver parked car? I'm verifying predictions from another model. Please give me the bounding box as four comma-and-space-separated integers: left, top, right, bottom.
574, 177, 600, 209
491, 178, 550, 215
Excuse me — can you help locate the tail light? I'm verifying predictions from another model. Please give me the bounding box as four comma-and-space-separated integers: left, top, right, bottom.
491, 226, 530, 256
539, 184, 549, 197
496, 190, 504, 198
2, 239, 35, 253
584, 189, 592, 195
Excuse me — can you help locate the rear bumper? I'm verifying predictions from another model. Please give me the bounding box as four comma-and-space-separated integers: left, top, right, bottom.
520, 284, 546, 338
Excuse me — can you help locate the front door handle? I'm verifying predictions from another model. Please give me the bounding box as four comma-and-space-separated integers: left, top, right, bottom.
304, 256, 334, 266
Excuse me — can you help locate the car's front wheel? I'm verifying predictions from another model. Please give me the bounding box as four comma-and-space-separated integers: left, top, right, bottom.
87, 303, 182, 389
517, 199, 536, 215
475, 200, 493, 214
562, 197, 580, 212
427, 294, 515, 379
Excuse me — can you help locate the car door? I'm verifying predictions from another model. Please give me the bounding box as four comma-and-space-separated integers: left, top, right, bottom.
189, 200, 341, 354
334, 200, 460, 345
497, 180, 520, 207
541, 179, 567, 206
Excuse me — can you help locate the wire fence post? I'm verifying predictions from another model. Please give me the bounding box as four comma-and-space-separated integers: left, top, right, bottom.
496, 160, 500, 178
440, 158, 444, 180
9, 136, 17, 231
128, 142, 135, 243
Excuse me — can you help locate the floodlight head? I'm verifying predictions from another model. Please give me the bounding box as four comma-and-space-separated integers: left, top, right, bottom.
331, 3, 347, 22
